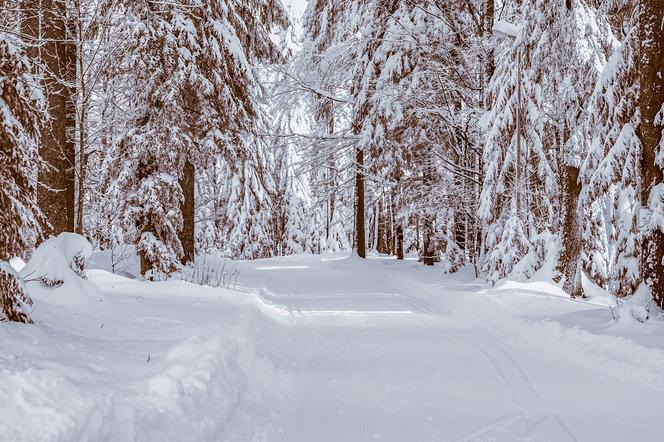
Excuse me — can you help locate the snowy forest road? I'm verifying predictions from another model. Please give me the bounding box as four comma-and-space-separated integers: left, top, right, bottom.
223, 255, 664, 442
6, 254, 664, 442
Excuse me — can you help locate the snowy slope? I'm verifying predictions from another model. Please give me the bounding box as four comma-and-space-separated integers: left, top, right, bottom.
2, 253, 664, 441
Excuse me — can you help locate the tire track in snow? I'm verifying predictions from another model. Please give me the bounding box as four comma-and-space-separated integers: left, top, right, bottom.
468, 336, 579, 441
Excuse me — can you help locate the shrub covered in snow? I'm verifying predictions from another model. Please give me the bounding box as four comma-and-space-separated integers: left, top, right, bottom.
20, 233, 93, 287
19, 233, 103, 308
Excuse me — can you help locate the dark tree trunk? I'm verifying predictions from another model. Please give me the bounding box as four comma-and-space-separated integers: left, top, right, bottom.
454, 212, 466, 251
640, 0, 664, 310
485, 0, 495, 80
422, 215, 435, 266
396, 223, 404, 260
33, 0, 77, 238
355, 147, 366, 258
556, 165, 583, 298
137, 154, 157, 279
179, 160, 196, 264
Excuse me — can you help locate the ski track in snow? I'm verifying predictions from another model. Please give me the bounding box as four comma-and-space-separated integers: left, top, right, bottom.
2, 253, 664, 441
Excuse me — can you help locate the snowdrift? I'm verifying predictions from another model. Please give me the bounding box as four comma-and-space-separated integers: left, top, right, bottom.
20, 233, 104, 309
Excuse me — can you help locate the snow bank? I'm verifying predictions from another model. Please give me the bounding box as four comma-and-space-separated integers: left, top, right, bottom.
21, 233, 92, 284
469, 284, 664, 392
0, 332, 248, 442
19, 233, 103, 309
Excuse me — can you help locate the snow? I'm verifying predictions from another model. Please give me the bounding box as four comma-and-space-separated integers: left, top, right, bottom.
19, 233, 103, 309
492, 20, 519, 39
2, 253, 664, 441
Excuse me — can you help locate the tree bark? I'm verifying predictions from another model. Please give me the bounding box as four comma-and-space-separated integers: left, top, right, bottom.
137, 157, 156, 278
396, 223, 404, 260
32, 0, 77, 238
639, 0, 664, 310
556, 165, 583, 297
355, 147, 366, 258
422, 215, 435, 266
485, 0, 495, 80
179, 160, 196, 264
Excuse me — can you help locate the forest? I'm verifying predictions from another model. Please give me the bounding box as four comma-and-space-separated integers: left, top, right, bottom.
2, 0, 664, 440
3, 0, 663, 320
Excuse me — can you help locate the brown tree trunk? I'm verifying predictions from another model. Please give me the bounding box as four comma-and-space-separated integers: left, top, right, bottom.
41, 0, 76, 238
422, 215, 435, 266
179, 160, 196, 264
376, 201, 387, 254
396, 223, 404, 260
27, 0, 76, 239
556, 165, 583, 297
355, 147, 366, 258
485, 0, 495, 80
137, 157, 156, 278
640, 0, 664, 310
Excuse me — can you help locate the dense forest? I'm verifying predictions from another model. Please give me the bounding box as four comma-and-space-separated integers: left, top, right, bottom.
1, 0, 664, 323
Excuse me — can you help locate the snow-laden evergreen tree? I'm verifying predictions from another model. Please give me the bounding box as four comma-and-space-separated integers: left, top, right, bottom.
306, 207, 327, 254
325, 203, 351, 252
106, 0, 288, 273
283, 0, 363, 256
226, 145, 276, 260
579, 19, 638, 297
480, 0, 612, 285
283, 192, 307, 255
0, 34, 45, 322
288, 0, 488, 265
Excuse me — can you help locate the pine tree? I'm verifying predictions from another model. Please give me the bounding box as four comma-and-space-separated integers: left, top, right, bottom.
0, 34, 45, 323
107, 0, 287, 273
284, 193, 307, 255
579, 21, 639, 297
481, 0, 611, 285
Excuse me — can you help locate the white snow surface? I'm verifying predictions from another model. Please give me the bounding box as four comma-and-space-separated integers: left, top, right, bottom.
2, 253, 664, 441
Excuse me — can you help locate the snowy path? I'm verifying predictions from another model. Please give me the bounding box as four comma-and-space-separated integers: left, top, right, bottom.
228, 255, 664, 441
3, 254, 664, 441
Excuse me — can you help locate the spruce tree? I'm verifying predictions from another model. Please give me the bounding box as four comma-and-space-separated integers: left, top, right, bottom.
108, 0, 287, 274
0, 34, 45, 322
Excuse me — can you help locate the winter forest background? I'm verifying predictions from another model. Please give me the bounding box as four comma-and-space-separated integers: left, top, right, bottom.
2, 0, 664, 323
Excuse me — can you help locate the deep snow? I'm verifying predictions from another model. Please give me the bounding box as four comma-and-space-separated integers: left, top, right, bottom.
2, 253, 664, 441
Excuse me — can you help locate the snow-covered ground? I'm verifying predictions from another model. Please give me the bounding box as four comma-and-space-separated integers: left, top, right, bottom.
3, 253, 664, 441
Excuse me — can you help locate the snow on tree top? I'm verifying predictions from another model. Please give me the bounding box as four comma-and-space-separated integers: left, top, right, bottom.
492, 20, 519, 39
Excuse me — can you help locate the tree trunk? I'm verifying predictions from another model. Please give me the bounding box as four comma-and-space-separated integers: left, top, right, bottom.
422, 215, 435, 266
485, 0, 495, 81
556, 165, 583, 297
180, 160, 196, 264
396, 223, 404, 260
355, 147, 366, 258
137, 156, 156, 278
376, 200, 387, 254
32, 0, 76, 238
75, 0, 87, 235
640, 0, 664, 310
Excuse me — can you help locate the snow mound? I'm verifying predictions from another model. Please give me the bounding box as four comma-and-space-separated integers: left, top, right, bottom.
1, 334, 248, 442
19, 233, 103, 309
21, 233, 92, 284
610, 283, 652, 323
